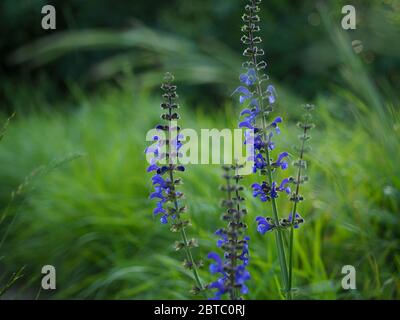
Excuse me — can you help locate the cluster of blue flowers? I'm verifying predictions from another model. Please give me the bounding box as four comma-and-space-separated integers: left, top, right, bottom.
234, 1, 293, 236
255, 212, 305, 236
236, 69, 290, 190
145, 73, 186, 225
251, 177, 291, 202
207, 165, 250, 300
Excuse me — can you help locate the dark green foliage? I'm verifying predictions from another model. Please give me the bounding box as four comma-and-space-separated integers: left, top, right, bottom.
2, 0, 399, 108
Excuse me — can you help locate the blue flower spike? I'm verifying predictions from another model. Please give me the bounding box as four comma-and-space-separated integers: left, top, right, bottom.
145, 73, 204, 294
207, 164, 250, 300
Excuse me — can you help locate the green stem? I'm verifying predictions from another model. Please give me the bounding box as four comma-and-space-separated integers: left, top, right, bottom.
287, 202, 297, 300
166, 90, 204, 292
168, 161, 204, 291
266, 147, 289, 295
287, 124, 308, 300
180, 225, 204, 290
226, 174, 238, 300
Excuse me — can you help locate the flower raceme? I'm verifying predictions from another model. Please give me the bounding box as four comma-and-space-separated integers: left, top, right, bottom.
233, 0, 309, 298
234, 1, 291, 212
145, 95, 185, 224
145, 73, 204, 294
207, 164, 250, 300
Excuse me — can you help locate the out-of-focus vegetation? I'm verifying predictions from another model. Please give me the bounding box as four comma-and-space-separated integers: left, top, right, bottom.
0, 114, 24, 298
0, 0, 399, 299
1, 0, 400, 106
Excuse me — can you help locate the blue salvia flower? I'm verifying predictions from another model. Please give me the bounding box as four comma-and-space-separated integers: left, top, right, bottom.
207, 164, 250, 300
255, 216, 275, 235
272, 152, 289, 170
251, 177, 291, 202
145, 73, 204, 294
255, 211, 305, 236
288, 212, 304, 229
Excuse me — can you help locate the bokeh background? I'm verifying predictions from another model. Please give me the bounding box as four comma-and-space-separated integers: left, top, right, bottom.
0, 0, 399, 299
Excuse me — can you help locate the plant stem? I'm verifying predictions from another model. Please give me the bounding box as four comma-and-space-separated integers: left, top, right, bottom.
168, 159, 204, 292
180, 224, 204, 290
287, 123, 308, 300
226, 174, 238, 300
166, 92, 204, 292
266, 146, 289, 295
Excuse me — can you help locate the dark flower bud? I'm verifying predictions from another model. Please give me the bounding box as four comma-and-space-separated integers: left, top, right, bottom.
244, 4, 260, 13
175, 241, 185, 251
181, 220, 190, 227
297, 121, 315, 130
221, 199, 234, 208
229, 207, 239, 213
243, 47, 256, 57
290, 194, 304, 203
241, 35, 251, 44
167, 207, 177, 214
160, 103, 170, 109
163, 72, 173, 81
292, 145, 312, 153
256, 61, 267, 70
188, 238, 199, 248
303, 103, 315, 112
170, 223, 182, 233
190, 286, 202, 295
156, 166, 169, 175
183, 259, 194, 269
298, 134, 311, 141
300, 176, 309, 184
155, 124, 168, 131
196, 260, 204, 268
254, 47, 265, 56
178, 205, 187, 213
293, 160, 307, 169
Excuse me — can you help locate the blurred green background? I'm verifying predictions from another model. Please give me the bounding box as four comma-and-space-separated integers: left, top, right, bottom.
0, 0, 399, 299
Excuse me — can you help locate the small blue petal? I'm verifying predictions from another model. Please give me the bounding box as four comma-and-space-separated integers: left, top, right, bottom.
240, 108, 251, 116
239, 121, 254, 129
160, 214, 168, 224
147, 164, 159, 172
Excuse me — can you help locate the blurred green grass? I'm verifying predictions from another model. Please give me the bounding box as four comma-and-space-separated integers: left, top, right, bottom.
0, 74, 399, 299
